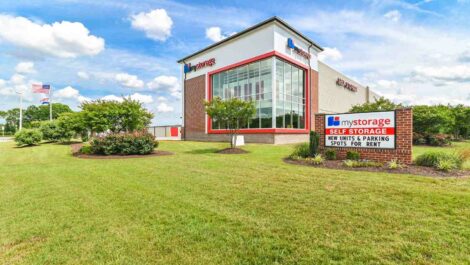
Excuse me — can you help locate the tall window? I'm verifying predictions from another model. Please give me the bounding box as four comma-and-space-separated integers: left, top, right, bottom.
211, 56, 305, 130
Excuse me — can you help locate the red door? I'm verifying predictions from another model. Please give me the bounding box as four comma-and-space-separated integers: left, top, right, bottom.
170, 127, 179, 137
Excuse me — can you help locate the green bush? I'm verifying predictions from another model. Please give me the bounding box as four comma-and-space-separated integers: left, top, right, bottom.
415, 151, 464, 170
343, 160, 383, 168
79, 145, 92, 154
346, 151, 360, 160
290, 143, 310, 159
90, 131, 157, 155
324, 149, 337, 160
40, 120, 74, 142
427, 134, 451, 146
309, 131, 320, 156
14, 129, 43, 146
435, 159, 458, 172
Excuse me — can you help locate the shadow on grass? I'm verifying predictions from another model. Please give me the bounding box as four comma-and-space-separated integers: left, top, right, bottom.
185, 148, 220, 154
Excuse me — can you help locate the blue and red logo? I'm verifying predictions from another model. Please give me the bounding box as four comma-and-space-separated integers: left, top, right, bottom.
328, 116, 340, 126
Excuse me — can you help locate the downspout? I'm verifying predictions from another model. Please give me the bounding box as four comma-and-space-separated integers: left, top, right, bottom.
182, 60, 187, 141
308, 44, 313, 132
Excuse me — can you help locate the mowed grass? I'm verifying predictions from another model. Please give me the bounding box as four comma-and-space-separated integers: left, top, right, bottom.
413, 141, 470, 170
1, 141, 470, 264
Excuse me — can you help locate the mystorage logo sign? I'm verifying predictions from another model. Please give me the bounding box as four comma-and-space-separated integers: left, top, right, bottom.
325, 111, 396, 149
327, 116, 340, 126
287, 38, 311, 60
184, 58, 216, 73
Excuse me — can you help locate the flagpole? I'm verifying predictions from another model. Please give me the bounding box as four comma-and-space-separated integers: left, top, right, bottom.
16, 91, 23, 130
49, 86, 52, 121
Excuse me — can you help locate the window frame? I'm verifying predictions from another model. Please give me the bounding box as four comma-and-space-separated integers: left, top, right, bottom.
207, 51, 310, 134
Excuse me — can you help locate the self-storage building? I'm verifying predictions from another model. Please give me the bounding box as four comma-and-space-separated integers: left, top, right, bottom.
178, 17, 379, 144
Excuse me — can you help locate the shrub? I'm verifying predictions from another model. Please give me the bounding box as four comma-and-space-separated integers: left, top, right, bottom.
413, 132, 427, 145
427, 134, 451, 147
90, 131, 157, 155
14, 129, 43, 146
40, 120, 74, 143
306, 154, 324, 165
387, 159, 403, 170
290, 143, 310, 159
324, 149, 337, 160
79, 145, 92, 154
309, 131, 320, 156
346, 151, 360, 160
343, 160, 383, 168
435, 159, 458, 172
415, 151, 464, 170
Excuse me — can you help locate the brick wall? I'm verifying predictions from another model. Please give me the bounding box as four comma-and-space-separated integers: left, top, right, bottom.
310, 69, 319, 130
183, 75, 206, 139
315, 108, 413, 164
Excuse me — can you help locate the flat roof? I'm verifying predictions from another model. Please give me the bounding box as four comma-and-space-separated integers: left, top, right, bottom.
177, 16, 323, 63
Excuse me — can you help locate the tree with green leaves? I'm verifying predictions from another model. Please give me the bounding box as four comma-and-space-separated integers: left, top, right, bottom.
204, 97, 256, 149
80, 97, 154, 135
350, 97, 402, 113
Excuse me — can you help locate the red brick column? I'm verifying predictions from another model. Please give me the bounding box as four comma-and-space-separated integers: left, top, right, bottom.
315, 108, 413, 164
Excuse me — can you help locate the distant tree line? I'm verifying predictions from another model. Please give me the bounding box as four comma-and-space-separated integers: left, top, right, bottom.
350, 97, 470, 145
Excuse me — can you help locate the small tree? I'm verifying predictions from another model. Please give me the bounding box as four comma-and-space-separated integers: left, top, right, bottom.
204, 97, 256, 148
309, 131, 320, 156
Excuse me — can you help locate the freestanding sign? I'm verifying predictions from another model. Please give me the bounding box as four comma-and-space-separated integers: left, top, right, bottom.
325, 111, 396, 149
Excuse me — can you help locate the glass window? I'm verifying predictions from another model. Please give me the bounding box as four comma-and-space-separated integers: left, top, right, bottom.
210, 57, 305, 130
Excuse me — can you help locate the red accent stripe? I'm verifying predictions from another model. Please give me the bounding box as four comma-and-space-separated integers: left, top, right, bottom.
326, 128, 395, 135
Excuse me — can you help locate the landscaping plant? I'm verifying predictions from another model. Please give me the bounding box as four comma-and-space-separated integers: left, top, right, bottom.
91, 131, 158, 155
309, 131, 320, 157
14, 129, 43, 146
307, 154, 324, 165
387, 159, 403, 170
40, 120, 74, 143
204, 97, 256, 148
343, 160, 383, 168
415, 151, 464, 171
290, 143, 310, 159
324, 149, 337, 160
346, 151, 360, 160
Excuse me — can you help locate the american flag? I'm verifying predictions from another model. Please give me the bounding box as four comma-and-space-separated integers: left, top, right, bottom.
32, 84, 50, 94
40, 98, 50, 105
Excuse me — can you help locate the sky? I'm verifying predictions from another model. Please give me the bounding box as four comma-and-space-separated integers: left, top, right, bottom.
0, 0, 469, 126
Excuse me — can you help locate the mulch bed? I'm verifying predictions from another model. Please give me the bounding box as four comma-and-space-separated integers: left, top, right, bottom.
284, 158, 469, 178
70, 143, 173, 159
216, 148, 249, 154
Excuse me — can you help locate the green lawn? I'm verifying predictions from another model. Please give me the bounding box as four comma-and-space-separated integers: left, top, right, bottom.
1, 141, 470, 264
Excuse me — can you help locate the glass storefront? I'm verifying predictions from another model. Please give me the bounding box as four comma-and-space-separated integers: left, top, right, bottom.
211, 56, 305, 130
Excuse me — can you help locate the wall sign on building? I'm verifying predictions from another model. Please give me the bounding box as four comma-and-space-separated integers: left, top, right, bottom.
336, 78, 357, 92
325, 111, 396, 149
287, 38, 311, 60
184, 58, 216, 73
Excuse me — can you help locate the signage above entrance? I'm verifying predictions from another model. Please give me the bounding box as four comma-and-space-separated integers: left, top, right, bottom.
287, 38, 311, 60
336, 78, 358, 92
184, 58, 216, 73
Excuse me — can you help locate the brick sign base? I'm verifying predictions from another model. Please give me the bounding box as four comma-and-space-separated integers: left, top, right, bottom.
315, 108, 413, 164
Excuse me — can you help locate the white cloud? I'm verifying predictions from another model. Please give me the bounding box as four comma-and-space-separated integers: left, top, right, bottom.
10, 74, 25, 85
131, 9, 173, 41
77, 71, 90, 80
0, 14, 105, 58
129, 93, 153, 104
384, 10, 401, 22
115, 73, 144, 88
413, 65, 470, 83
101, 93, 153, 104
147, 75, 181, 98
15, 62, 36, 74
375, 79, 398, 89
318, 47, 343, 62
206, 27, 227, 42
54, 86, 80, 99
156, 102, 174, 113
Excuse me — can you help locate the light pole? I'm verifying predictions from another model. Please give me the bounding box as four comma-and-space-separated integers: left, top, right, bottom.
16, 91, 23, 131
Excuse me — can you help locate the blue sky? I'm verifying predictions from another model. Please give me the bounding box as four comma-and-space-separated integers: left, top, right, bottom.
0, 0, 469, 125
